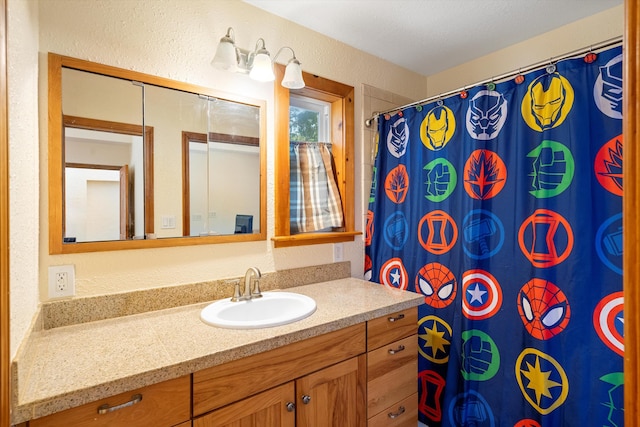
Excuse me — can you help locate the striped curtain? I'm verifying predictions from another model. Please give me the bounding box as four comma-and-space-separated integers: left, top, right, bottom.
290, 142, 344, 233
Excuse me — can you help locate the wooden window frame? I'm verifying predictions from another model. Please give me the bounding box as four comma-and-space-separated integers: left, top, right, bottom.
272, 64, 360, 247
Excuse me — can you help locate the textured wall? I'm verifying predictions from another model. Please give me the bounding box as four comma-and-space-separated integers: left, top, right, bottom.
33, 0, 428, 307
426, 5, 624, 96
8, 0, 40, 359
9, 0, 624, 358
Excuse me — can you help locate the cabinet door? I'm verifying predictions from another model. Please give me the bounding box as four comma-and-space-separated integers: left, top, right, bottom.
193, 382, 295, 427
296, 355, 366, 427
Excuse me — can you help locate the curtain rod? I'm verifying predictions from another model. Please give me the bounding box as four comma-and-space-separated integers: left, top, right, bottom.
364, 35, 622, 127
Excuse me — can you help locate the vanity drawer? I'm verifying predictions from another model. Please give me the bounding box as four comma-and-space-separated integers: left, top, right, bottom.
367, 307, 417, 350
367, 393, 418, 427
193, 323, 366, 416
29, 375, 190, 427
367, 335, 417, 417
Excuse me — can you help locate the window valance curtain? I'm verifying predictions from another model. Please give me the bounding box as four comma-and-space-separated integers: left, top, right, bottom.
290, 142, 344, 233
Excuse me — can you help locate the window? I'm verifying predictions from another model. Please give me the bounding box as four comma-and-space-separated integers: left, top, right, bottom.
290, 95, 330, 143
273, 64, 360, 247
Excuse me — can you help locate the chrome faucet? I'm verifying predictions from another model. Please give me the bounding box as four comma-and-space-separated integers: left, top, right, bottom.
240, 267, 262, 300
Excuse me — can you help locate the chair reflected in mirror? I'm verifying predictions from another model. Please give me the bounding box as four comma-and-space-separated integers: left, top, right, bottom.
235, 214, 253, 234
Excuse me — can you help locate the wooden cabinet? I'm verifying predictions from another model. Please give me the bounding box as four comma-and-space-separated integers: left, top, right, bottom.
366, 307, 418, 427
194, 356, 366, 427
194, 309, 417, 427
28, 375, 190, 427
193, 324, 366, 427
25, 308, 420, 427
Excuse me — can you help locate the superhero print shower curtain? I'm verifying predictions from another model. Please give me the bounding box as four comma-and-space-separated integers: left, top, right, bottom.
365, 46, 623, 427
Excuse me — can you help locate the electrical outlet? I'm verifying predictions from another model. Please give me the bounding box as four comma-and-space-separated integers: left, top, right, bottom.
48, 265, 75, 298
333, 243, 344, 262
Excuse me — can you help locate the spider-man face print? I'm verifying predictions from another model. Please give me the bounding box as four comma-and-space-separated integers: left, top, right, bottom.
517, 278, 571, 340
416, 263, 457, 308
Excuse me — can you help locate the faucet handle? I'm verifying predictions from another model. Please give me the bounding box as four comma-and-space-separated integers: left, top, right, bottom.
226, 279, 241, 302
251, 277, 263, 298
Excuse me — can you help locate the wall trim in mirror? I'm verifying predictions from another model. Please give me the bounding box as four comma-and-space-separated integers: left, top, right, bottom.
48, 53, 267, 254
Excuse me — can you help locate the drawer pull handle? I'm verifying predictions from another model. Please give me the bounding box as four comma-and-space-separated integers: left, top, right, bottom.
388, 313, 405, 322
388, 405, 406, 419
286, 402, 296, 412
97, 394, 142, 414
388, 344, 405, 355
301, 395, 312, 404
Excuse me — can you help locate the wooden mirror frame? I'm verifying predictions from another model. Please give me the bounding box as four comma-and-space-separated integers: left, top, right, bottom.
48, 53, 267, 253
272, 63, 360, 247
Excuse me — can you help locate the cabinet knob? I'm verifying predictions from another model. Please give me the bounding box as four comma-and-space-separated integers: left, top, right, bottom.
388, 405, 406, 419
301, 395, 312, 404
286, 402, 296, 412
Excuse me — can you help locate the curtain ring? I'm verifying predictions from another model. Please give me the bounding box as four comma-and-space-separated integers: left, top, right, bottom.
584, 47, 598, 63
546, 58, 556, 74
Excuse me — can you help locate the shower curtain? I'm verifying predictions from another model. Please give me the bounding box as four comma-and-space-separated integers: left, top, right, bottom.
365, 46, 623, 426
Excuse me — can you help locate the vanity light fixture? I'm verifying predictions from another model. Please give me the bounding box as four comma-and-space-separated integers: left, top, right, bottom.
212, 27, 305, 89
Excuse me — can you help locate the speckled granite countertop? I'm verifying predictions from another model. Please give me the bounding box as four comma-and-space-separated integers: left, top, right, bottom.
12, 278, 423, 424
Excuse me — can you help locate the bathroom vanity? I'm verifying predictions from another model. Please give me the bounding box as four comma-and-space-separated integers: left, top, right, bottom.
12, 278, 423, 426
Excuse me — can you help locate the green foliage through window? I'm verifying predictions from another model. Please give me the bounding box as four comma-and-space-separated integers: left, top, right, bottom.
290, 106, 319, 142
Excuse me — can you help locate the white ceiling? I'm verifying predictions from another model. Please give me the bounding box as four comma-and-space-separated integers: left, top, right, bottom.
244, 0, 622, 76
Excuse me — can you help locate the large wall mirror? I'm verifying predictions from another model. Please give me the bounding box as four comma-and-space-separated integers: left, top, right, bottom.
48, 53, 266, 254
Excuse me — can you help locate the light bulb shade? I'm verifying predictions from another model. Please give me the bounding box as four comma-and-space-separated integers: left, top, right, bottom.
281, 59, 305, 89
212, 38, 238, 72
249, 52, 275, 82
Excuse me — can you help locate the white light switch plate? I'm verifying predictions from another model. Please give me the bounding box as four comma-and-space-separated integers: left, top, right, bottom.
333, 243, 344, 262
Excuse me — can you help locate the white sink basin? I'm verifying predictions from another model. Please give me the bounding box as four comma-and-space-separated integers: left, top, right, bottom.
200, 291, 317, 329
